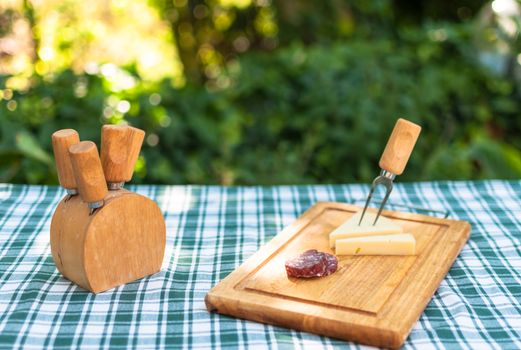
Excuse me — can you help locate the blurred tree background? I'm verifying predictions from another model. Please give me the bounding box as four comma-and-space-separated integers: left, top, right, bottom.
0, 0, 520, 185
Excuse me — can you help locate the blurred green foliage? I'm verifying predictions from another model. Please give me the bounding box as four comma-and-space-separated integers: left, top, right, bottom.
2, 23, 521, 184
1, 0, 521, 185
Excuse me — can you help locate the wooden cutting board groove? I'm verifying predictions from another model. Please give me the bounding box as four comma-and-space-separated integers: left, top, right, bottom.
206, 202, 471, 349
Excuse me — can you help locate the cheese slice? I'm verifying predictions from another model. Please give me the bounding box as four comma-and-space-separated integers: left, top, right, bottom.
335, 233, 416, 256
329, 211, 403, 248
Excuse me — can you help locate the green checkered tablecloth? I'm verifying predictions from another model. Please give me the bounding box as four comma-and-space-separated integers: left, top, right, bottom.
0, 181, 520, 349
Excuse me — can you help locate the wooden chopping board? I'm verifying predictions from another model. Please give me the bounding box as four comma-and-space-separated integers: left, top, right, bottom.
205, 202, 471, 349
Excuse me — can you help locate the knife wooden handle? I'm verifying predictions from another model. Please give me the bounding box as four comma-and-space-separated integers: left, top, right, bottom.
101, 125, 145, 183
69, 141, 108, 203
378, 118, 421, 175
124, 126, 145, 181
52, 129, 80, 190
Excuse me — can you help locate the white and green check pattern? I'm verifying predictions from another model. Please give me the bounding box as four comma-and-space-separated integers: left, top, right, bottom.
0, 181, 520, 349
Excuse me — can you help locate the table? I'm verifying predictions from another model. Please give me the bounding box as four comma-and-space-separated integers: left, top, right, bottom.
0, 181, 520, 349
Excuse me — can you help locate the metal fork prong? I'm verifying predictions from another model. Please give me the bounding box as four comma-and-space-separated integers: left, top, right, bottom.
373, 182, 393, 225
359, 183, 377, 225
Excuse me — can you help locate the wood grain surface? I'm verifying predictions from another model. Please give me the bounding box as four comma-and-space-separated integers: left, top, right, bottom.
50, 189, 166, 293
69, 141, 108, 203
51, 129, 80, 190
205, 202, 471, 349
379, 118, 421, 175
100, 125, 145, 183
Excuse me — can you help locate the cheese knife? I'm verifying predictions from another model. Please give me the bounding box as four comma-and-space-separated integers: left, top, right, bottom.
52, 129, 80, 198
100, 125, 145, 190
69, 141, 108, 213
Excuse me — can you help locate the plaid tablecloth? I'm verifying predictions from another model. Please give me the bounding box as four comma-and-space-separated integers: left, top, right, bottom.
0, 181, 520, 349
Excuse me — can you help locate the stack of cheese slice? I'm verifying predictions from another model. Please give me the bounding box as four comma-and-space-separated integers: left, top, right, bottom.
329, 211, 416, 255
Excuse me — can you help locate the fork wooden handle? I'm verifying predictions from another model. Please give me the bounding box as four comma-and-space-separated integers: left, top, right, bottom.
379, 118, 421, 175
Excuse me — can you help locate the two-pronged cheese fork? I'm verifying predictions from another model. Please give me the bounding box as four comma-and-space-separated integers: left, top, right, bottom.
359, 118, 422, 226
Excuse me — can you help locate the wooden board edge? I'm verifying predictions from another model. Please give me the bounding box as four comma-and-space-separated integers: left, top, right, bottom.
205, 291, 404, 349
394, 220, 472, 341
320, 201, 470, 228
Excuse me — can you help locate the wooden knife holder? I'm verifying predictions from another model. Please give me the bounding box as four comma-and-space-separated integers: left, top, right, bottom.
49, 126, 166, 293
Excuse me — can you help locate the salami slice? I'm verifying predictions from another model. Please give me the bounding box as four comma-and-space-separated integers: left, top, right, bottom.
285, 249, 338, 278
